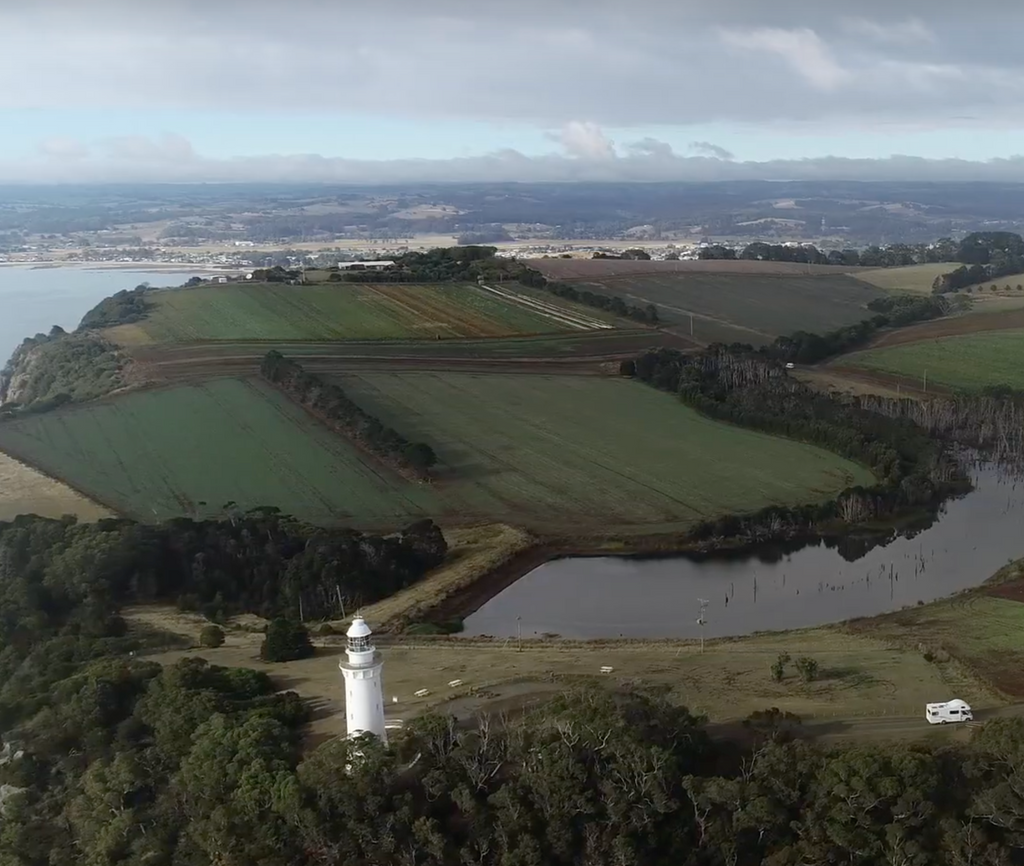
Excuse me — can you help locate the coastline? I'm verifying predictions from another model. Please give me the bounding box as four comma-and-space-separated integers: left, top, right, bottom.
0, 261, 243, 272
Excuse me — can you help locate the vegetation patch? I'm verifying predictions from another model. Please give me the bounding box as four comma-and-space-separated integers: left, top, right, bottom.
261, 350, 437, 479
0, 329, 129, 413
845, 329, 1024, 392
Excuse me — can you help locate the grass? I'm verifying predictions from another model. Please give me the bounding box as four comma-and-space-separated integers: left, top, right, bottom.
856, 264, 954, 294
846, 329, 1024, 391
105, 282, 605, 345
569, 273, 886, 345
0, 373, 872, 531
0, 451, 112, 522
332, 372, 874, 530
845, 560, 1024, 698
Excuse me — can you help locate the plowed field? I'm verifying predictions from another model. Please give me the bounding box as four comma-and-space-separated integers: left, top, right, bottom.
105, 281, 609, 345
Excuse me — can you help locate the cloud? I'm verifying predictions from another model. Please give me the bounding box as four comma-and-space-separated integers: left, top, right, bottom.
689, 142, 735, 160
553, 122, 616, 159
719, 27, 851, 91
1, 2, 1024, 129
10, 132, 1024, 184
842, 17, 935, 44
36, 137, 90, 159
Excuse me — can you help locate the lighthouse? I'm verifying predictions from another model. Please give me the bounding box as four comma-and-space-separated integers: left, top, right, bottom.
339, 616, 387, 742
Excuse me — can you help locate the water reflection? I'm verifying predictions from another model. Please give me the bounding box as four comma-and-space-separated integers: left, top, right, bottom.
462, 465, 1024, 639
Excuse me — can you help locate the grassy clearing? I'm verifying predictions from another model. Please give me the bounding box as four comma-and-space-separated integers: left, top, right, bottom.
356, 524, 535, 629
856, 264, 953, 294
334, 372, 874, 530
138, 623, 1001, 746
845, 560, 1024, 697
568, 273, 885, 344
0, 377, 436, 524
846, 329, 1024, 391
105, 282, 599, 345
0, 451, 112, 522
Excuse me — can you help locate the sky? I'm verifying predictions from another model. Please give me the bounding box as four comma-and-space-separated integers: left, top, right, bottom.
5, 0, 1024, 183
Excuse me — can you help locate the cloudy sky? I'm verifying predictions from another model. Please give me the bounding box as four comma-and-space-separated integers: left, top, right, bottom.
5, 0, 1024, 182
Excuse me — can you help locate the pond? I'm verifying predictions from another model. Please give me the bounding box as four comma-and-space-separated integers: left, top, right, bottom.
462, 465, 1024, 639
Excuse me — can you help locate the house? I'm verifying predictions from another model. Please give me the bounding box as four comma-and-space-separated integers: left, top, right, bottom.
336, 260, 396, 271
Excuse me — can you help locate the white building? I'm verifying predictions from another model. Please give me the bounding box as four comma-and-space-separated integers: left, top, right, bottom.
339, 617, 387, 742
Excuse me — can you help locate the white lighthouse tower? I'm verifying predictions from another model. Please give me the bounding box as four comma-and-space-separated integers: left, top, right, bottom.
339, 616, 387, 742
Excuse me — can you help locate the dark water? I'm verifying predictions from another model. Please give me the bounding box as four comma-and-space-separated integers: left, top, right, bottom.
463, 466, 1024, 639
0, 266, 216, 362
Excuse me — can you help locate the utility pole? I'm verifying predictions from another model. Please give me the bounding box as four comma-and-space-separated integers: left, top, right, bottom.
690, 313, 694, 337
697, 598, 709, 654
923, 370, 928, 394
516, 616, 522, 652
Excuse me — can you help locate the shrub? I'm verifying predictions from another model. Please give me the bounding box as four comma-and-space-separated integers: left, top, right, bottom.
260, 618, 314, 662
619, 359, 637, 377
770, 652, 791, 683
315, 623, 336, 636
199, 625, 225, 648
794, 656, 819, 682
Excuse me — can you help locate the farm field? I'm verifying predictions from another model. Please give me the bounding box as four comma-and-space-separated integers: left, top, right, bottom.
530, 258, 869, 280
0, 378, 439, 524
127, 330, 684, 387
0, 373, 872, 531
845, 329, 1024, 391
104, 281, 610, 345
550, 273, 886, 345
330, 371, 874, 530
856, 263, 954, 294
0, 451, 112, 522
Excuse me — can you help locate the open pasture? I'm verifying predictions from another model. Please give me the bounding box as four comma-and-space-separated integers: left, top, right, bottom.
0, 451, 112, 522
845, 329, 1024, 392
0, 373, 871, 531
104, 281, 607, 345
554, 272, 886, 345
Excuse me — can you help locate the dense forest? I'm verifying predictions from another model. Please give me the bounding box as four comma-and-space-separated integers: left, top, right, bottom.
625, 347, 966, 541
0, 510, 446, 629
5, 647, 1024, 865
260, 351, 438, 477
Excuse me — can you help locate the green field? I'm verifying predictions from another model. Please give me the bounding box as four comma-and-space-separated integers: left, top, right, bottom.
0, 378, 437, 524
0, 374, 873, 530
847, 329, 1024, 391
333, 371, 873, 529
106, 282, 609, 344
572, 273, 886, 345
855, 263, 953, 295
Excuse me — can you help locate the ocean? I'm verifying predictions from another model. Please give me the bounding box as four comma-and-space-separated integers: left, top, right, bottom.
0, 266, 215, 364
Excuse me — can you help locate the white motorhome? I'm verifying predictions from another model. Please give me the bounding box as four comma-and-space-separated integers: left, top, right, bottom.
925, 699, 973, 725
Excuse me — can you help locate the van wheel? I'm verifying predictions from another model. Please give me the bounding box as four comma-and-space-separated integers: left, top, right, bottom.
940, 719, 947, 725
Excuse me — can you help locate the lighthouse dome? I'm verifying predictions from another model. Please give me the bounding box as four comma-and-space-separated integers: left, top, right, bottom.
347, 617, 372, 639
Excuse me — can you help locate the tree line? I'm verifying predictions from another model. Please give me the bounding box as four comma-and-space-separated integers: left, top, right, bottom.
0, 509, 447, 630
623, 347, 966, 543
260, 351, 438, 478
694, 232, 1024, 284
518, 265, 659, 324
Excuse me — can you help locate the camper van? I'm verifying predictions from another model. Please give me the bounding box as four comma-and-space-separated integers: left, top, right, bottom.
925, 699, 973, 725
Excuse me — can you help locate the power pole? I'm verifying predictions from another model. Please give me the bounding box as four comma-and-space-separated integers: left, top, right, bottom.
697, 598, 709, 654
923, 370, 928, 393
690, 313, 694, 337
516, 616, 522, 652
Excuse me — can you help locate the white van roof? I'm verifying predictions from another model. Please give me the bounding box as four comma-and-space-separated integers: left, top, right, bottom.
926, 699, 971, 710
